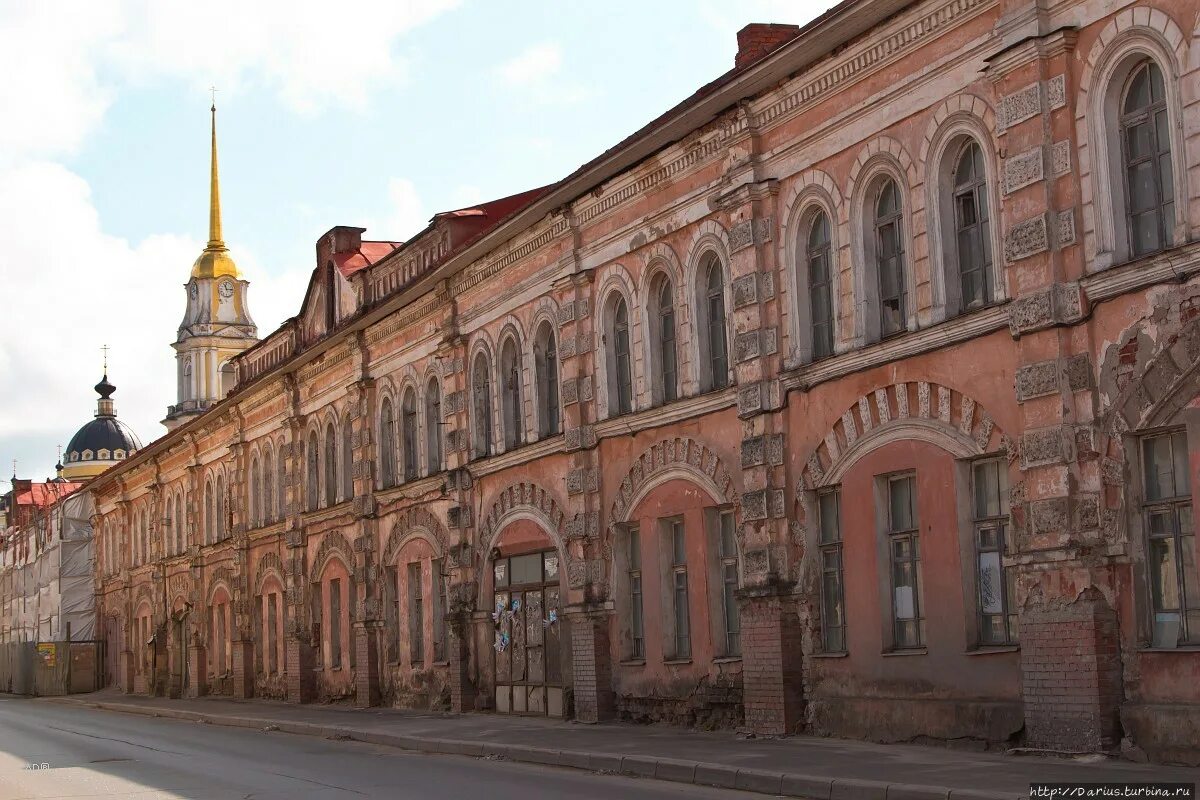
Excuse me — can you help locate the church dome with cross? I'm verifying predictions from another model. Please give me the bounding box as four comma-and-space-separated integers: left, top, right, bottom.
62, 371, 143, 482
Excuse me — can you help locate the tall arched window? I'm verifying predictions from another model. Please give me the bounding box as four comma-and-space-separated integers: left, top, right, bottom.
698, 253, 729, 391
534, 322, 560, 438
215, 474, 225, 540
609, 295, 633, 415
874, 178, 907, 338
425, 378, 443, 474
306, 432, 319, 511
262, 444, 274, 523
341, 422, 353, 501
275, 445, 286, 519
1122, 60, 1174, 258
806, 211, 834, 360
175, 493, 184, 554
249, 456, 260, 527
324, 422, 337, 507
402, 388, 418, 481
650, 275, 678, 404
952, 142, 993, 312
379, 399, 396, 488
472, 353, 493, 458
501, 338, 523, 450
204, 480, 214, 545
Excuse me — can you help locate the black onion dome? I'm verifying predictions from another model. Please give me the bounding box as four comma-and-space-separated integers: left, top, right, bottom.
94, 373, 116, 399
65, 417, 142, 459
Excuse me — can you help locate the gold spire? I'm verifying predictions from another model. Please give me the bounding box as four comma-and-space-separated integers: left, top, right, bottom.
191, 97, 240, 279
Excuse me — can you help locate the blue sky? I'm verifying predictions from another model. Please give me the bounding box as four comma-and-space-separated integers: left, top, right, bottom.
0, 0, 835, 487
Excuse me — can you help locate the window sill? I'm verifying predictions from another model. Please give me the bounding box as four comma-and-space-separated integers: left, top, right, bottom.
663, 658, 693, 666
881, 648, 927, 657
619, 659, 646, 667
810, 651, 849, 659
965, 645, 1019, 656
1138, 646, 1200, 653
712, 656, 742, 664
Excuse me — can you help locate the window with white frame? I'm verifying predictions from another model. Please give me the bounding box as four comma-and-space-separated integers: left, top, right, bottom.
426, 378, 443, 473
402, 388, 418, 482
663, 517, 690, 659
805, 210, 835, 361
534, 322, 560, 438
472, 353, 493, 458
698, 252, 729, 391
874, 179, 907, 339
1141, 430, 1198, 647
649, 274, 678, 404
341, 422, 353, 501
713, 508, 740, 657
324, 422, 337, 507
818, 488, 846, 652
885, 473, 923, 649
608, 295, 633, 415
626, 524, 645, 660
1121, 60, 1174, 259
500, 338, 523, 450
952, 141, 994, 312
972, 458, 1016, 646
380, 398, 397, 487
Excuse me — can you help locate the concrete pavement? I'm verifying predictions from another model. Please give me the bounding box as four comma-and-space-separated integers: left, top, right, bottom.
38, 691, 1199, 799
0, 696, 757, 799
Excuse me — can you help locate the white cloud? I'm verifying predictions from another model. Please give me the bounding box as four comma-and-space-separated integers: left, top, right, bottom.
0, 0, 460, 164
497, 43, 563, 86
0, 161, 309, 481
385, 178, 430, 240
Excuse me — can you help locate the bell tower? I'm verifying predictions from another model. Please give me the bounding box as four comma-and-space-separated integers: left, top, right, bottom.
164, 101, 258, 431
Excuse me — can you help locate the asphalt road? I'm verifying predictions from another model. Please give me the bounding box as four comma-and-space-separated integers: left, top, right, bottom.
0, 696, 756, 799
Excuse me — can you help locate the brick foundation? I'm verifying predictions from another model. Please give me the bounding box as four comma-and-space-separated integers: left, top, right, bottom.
1021, 588, 1123, 752
354, 623, 381, 707
739, 588, 804, 735
185, 644, 206, 698
566, 605, 615, 723
447, 613, 475, 713
231, 640, 254, 699
285, 636, 316, 704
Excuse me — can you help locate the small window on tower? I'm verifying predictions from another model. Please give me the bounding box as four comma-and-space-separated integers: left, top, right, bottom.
97, 449, 111, 460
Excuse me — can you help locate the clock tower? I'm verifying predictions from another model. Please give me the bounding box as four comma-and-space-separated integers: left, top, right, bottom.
163, 102, 258, 431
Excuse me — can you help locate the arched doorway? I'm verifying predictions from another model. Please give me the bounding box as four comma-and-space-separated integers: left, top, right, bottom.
486, 518, 566, 716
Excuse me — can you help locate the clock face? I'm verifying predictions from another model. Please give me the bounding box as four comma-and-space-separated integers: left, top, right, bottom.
219, 280, 235, 299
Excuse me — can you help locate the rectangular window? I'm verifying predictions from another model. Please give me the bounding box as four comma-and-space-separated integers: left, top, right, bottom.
267, 592, 279, 674
886, 474, 924, 649
329, 578, 342, 668
818, 489, 846, 652
627, 526, 645, 660
972, 459, 1016, 645
717, 509, 740, 656
1141, 430, 1198, 647
433, 559, 447, 662
408, 562, 424, 664
666, 518, 690, 659
385, 565, 399, 663
216, 604, 227, 673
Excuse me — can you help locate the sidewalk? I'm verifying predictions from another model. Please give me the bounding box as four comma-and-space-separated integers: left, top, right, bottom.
45, 691, 1195, 799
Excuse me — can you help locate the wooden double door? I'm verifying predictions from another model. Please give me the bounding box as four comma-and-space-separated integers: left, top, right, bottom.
492, 549, 564, 716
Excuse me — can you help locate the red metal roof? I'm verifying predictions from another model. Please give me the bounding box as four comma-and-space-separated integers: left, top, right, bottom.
333, 241, 403, 278
14, 482, 82, 509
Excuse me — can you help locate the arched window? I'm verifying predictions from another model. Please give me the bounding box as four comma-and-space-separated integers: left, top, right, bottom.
275, 445, 286, 519
650, 275, 678, 404
534, 322, 560, 438
219, 362, 236, 398
402, 388, 418, 481
204, 481, 215, 545
262, 443, 274, 523
341, 422, 353, 501
607, 295, 633, 415
249, 457, 260, 527
425, 378, 443, 474
324, 422, 337, 507
175, 494, 184, 554
500, 338, 523, 450
472, 353, 493, 458
1122, 60, 1174, 258
806, 211, 835, 360
697, 253, 729, 391
873, 178, 907, 338
952, 142, 993, 312
306, 432, 319, 511
379, 398, 396, 487
215, 474, 225, 540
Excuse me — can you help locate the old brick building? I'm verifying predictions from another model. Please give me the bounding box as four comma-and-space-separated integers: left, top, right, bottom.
90, 0, 1200, 763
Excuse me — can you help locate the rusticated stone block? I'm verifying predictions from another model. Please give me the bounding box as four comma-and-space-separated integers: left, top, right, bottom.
1015, 360, 1059, 401
734, 331, 761, 363
742, 490, 768, 521
738, 384, 763, 417
730, 220, 754, 251
1004, 213, 1049, 262
732, 274, 758, 308
1021, 427, 1071, 468
1029, 496, 1070, 535
741, 436, 765, 467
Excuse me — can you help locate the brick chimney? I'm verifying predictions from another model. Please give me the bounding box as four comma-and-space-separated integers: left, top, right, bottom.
735, 23, 801, 70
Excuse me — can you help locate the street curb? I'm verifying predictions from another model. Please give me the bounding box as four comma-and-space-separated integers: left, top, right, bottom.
42, 697, 1025, 800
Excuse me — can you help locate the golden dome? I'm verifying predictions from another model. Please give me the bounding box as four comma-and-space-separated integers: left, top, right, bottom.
191, 103, 241, 280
